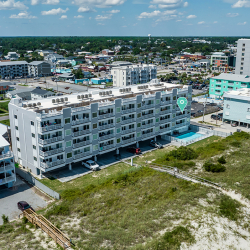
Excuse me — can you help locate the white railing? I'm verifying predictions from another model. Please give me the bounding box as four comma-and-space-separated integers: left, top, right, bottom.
37, 112, 62, 119
72, 106, 91, 113
122, 118, 136, 124
99, 124, 115, 130
73, 130, 91, 137
99, 134, 115, 141
142, 104, 155, 109
99, 113, 114, 119
175, 123, 187, 128
141, 123, 154, 129
122, 97, 136, 103
122, 137, 136, 144
176, 114, 188, 120
121, 128, 136, 135
40, 159, 65, 170
73, 140, 91, 148
38, 136, 63, 145
0, 152, 13, 160
0, 175, 16, 185
142, 132, 154, 138
161, 100, 171, 105
39, 148, 64, 157
73, 151, 92, 160
99, 144, 115, 151
38, 124, 63, 132
72, 118, 90, 126
160, 109, 171, 115
159, 118, 171, 124
0, 163, 15, 173
122, 108, 136, 114
142, 113, 154, 119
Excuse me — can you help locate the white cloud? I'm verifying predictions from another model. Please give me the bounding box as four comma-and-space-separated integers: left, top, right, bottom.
97, 23, 104, 25
183, 1, 188, 7
176, 19, 182, 21
226, 12, 239, 17
74, 14, 84, 18
138, 10, 161, 19
149, 4, 157, 8
41, 7, 68, 15
95, 14, 112, 20
238, 21, 247, 25
60, 15, 67, 19
31, 0, 59, 5
89, 16, 92, 19
78, 6, 95, 12
0, 0, 28, 10
186, 14, 196, 18
9, 11, 37, 18
73, 0, 126, 8
232, 0, 250, 8
151, 0, 188, 9
214, 21, 218, 23
122, 25, 127, 27
198, 21, 204, 24
106, 9, 120, 13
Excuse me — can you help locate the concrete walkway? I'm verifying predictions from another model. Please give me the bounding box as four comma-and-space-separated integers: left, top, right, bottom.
0, 115, 9, 121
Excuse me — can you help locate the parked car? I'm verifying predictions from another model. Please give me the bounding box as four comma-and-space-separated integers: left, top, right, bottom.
231, 122, 238, 127
127, 147, 141, 155
149, 140, 163, 149
17, 201, 34, 212
33, 77, 40, 80
217, 105, 223, 110
197, 110, 203, 113
82, 160, 100, 171
218, 113, 223, 118
211, 114, 221, 120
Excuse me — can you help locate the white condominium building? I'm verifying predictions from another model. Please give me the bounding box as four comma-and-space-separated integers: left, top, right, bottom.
9, 80, 192, 177
235, 39, 250, 76
111, 64, 157, 87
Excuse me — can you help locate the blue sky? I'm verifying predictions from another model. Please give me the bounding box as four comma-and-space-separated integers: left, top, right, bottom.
0, 0, 250, 36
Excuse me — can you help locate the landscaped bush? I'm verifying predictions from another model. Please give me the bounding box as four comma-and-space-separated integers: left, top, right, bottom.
217, 156, 226, 164
219, 195, 241, 221
204, 161, 226, 173
45, 204, 70, 218
1, 215, 9, 224
166, 146, 198, 161
230, 141, 241, 147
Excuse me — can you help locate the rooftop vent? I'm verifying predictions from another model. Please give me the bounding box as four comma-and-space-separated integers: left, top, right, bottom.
28, 104, 32, 108
56, 98, 60, 103
85, 94, 88, 98
23, 104, 27, 108
52, 99, 56, 104
37, 102, 41, 106
60, 98, 64, 102
64, 97, 68, 102
77, 95, 81, 99
89, 94, 92, 98
33, 103, 36, 107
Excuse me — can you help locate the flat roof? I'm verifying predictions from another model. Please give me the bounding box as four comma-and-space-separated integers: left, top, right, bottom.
112, 64, 156, 70
0, 61, 28, 66
0, 134, 9, 147
211, 73, 250, 82
224, 88, 250, 100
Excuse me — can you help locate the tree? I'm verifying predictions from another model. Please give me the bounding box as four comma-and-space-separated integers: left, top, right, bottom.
72, 68, 83, 79
132, 47, 142, 55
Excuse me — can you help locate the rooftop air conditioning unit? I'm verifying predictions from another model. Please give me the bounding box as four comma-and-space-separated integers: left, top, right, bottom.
85, 94, 88, 98
109, 91, 112, 95
56, 98, 60, 103
52, 99, 56, 104
81, 94, 84, 99
33, 103, 36, 107
28, 104, 32, 108
106, 91, 109, 95
60, 98, 64, 102
129, 88, 131, 91
37, 102, 41, 106
77, 95, 81, 99
119, 89, 123, 93
89, 94, 92, 98
23, 104, 27, 108
64, 97, 68, 102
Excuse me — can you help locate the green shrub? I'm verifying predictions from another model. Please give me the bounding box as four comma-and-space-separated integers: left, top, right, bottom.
2, 214, 9, 224
46, 204, 70, 218
204, 161, 226, 173
166, 146, 198, 161
22, 217, 28, 224
230, 141, 241, 147
0, 224, 14, 234
219, 195, 241, 221
217, 156, 226, 164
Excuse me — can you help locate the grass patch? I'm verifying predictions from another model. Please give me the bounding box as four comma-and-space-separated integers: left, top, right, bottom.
0, 119, 10, 126
219, 195, 241, 221
0, 101, 10, 111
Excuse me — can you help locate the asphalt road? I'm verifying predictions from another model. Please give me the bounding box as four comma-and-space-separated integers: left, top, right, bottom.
0, 115, 9, 121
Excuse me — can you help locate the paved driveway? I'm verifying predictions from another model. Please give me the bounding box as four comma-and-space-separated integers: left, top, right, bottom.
0, 176, 48, 225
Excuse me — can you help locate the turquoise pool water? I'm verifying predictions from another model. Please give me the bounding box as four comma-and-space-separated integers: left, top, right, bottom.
175, 132, 203, 142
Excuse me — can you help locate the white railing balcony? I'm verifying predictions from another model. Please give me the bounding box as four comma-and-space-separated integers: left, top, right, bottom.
99, 124, 115, 130
228, 83, 234, 86
72, 118, 90, 126
99, 134, 115, 141
241, 84, 247, 87
122, 108, 136, 114
0, 163, 15, 174
99, 113, 114, 119
73, 140, 91, 148
175, 123, 187, 128
38, 124, 63, 133
142, 104, 155, 109
161, 100, 171, 105
73, 151, 92, 160
121, 128, 136, 135
142, 113, 155, 119
160, 118, 171, 124
40, 159, 65, 170
0, 175, 16, 186
73, 130, 91, 137
122, 118, 136, 124
39, 147, 64, 157
38, 136, 63, 145
142, 132, 154, 138
0, 152, 13, 160
122, 137, 136, 144
99, 144, 115, 152
141, 123, 154, 129
160, 109, 171, 115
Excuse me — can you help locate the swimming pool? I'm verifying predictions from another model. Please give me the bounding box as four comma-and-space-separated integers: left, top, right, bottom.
175, 132, 204, 142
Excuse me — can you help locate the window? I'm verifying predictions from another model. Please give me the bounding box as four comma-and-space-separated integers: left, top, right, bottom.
137, 123, 141, 128
155, 127, 159, 132
241, 62, 244, 65
32, 133, 35, 138
117, 128, 121, 133
241, 67, 243, 70
156, 99, 160, 105
173, 96, 176, 100
137, 103, 141, 108
65, 118, 70, 124
242, 53, 245, 56
92, 112, 97, 118
93, 145, 98, 151
243, 43, 245, 47
34, 157, 37, 161
173, 105, 176, 109
67, 152, 72, 159
247, 108, 250, 112
65, 129, 71, 136
137, 113, 141, 118
173, 114, 176, 118
66, 141, 72, 148
93, 134, 98, 140
116, 117, 121, 123
116, 107, 121, 113
93, 123, 97, 129
18, 148, 20, 152
117, 138, 121, 143
15, 126, 18, 130
226, 104, 230, 109
14, 115, 17, 119
156, 118, 159, 123
137, 132, 141, 137
240, 72, 243, 75
156, 108, 159, 114
33, 145, 36, 150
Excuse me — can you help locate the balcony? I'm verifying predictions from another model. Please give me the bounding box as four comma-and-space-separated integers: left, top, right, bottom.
121, 128, 136, 135
176, 114, 187, 120
161, 100, 171, 105
142, 131, 154, 139
122, 137, 136, 144
73, 130, 91, 137
38, 136, 63, 145
160, 109, 171, 115
99, 134, 115, 141
38, 124, 63, 133
228, 83, 234, 86
175, 123, 187, 128
0, 175, 16, 186
73, 151, 92, 160
0, 163, 15, 174
99, 144, 115, 152
99, 113, 114, 119
39, 148, 64, 157
122, 108, 136, 114
99, 124, 115, 130
141, 123, 154, 129
241, 84, 247, 87
40, 159, 65, 170
122, 118, 136, 124
0, 152, 13, 160
142, 113, 155, 119
142, 104, 155, 110
72, 118, 90, 126
73, 140, 91, 148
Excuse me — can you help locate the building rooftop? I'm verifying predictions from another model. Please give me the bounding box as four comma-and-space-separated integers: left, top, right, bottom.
0, 61, 28, 66
112, 64, 156, 70
29, 61, 48, 65
11, 80, 189, 114
211, 73, 250, 82
0, 134, 9, 147
224, 88, 250, 100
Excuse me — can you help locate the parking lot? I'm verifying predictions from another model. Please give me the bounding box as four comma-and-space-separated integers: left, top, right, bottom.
0, 176, 49, 225
191, 102, 220, 117
46, 138, 169, 183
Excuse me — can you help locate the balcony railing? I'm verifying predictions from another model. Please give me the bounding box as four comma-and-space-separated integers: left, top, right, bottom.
38, 124, 62, 132
38, 136, 63, 145
0, 152, 13, 160
160, 109, 171, 115
175, 123, 187, 128
142, 104, 155, 110
40, 159, 65, 170
0, 163, 15, 173
99, 113, 114, 119
142, 131, 154, 138
122, 118, 136, 124
73, 130, 90, 137
72, 118, 90, 126
99, 144, 115, 151
122, 137, 136, 144
0, 175, 16, 186
99, 134, 115, 141
73, 151, 92, 160
161, 100, 171, 105
176, 114, 187, 120
99, 123, 115, 130
142, 113, 154, 119
121, 128, 136, 135
141, 123, 154, 129
73, 140, 91, 148
39, 148, 64, 157
122, 108, 136, 114
241, 84, 247, 87
228, 83, 234, 86
160, 118, 171, 124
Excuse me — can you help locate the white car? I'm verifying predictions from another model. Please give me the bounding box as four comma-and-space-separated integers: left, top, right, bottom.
82, 160, 100, 171
34, 77, 40, 80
